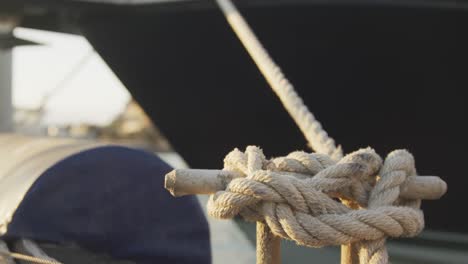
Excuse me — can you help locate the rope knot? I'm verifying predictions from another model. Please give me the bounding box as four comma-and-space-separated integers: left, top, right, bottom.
207, 146, 444, 252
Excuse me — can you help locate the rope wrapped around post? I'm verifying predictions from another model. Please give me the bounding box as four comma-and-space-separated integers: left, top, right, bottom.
165, 146, 447, 263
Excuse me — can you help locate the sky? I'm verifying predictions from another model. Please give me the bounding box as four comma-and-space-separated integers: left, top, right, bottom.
12, 27, 131, 126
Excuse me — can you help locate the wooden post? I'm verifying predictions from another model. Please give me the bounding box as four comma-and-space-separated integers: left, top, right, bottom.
166, 170, 447, 200
257, 222, 281, 264
341, 243, 359, 264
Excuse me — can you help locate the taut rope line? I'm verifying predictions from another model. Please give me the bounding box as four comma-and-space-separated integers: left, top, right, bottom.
0, 249, 62, 264
215, 0, 343, 160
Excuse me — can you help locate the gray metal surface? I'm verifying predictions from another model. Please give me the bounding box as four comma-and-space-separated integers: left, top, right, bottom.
0, 49, 13, 133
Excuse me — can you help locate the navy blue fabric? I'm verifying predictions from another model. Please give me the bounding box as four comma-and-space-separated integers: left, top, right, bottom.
5, 146, 211, 264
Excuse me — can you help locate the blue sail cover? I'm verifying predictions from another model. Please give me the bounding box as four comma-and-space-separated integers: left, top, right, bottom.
3, 146, 211, 264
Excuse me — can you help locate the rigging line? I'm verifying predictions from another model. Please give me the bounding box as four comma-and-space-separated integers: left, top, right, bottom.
0, 251, 62, 264
215, 0, 343, 159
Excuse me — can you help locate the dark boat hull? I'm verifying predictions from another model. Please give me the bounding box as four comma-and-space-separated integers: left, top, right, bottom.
80, 3, 467, 233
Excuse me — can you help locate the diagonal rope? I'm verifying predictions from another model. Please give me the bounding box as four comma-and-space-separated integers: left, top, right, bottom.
8, 252, 63, 264
1, 239, 62, 264
0, 250, 62, 264
215, 0, 343, 160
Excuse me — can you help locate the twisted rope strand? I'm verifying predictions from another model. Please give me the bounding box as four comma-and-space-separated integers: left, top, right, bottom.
358, 150, 421, 264
215, 0, 342, 159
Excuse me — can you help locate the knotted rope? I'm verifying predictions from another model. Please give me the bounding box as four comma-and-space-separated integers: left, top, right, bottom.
205, 146, 441, 261
357, 150, 421, 264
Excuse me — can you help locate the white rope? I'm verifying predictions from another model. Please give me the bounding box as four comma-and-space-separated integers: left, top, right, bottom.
0, 246, 62, 264
8, 252, 63, 264
215, 0, 343, 160
207, 147, 426, 248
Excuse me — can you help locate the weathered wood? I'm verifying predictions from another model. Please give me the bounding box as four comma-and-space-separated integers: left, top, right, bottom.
341, 243, 359, 264
164, 169, 243, 197
257, 222, 281, 264
165, 169, 447, 200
